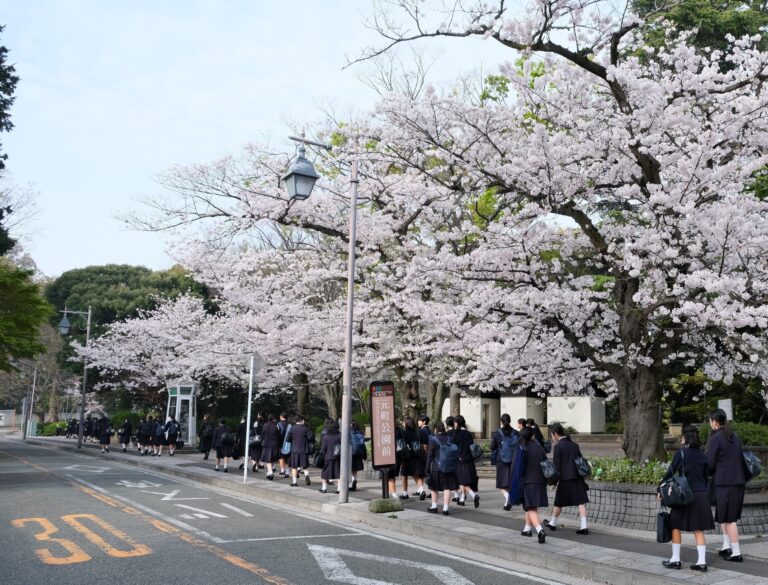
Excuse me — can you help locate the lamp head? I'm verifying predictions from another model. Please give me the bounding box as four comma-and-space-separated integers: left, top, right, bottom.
58, 315, 71, 335
281, 144, 319, 200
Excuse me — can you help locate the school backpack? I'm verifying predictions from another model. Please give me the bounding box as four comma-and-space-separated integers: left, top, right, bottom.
153, 422, 165, 437
433, 436, 459, 474
168, 420, 180, 435
499, 430, 519, 464
351, 431, 366, 456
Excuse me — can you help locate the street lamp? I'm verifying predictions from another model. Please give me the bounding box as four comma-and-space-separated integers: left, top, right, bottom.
58, 306, 92, 449
283, 135, 358, 504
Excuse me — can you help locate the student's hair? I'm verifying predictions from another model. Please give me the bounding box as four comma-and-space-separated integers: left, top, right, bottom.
681, 424, 701, 449
520, 427, 533, 444
326, 419, 340, 434
517, 418, 527, 427
280, 412, 288, 419
295, 414, 305, 423
708, 408, 734, 440
445, 416, 456, 429
549, 422, 566, 438
219, 419, 226, 425
527, 418, 537, 427
418, 415, 430, 425
351, 420, 362, 432
404, 416, 417, 431
267, 413, 276, 422
500, 413, 512, 434
455, 415, 467, 429
434, 421, 446, 434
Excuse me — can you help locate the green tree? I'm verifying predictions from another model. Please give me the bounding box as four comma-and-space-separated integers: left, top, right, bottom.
0, 25, 18, 173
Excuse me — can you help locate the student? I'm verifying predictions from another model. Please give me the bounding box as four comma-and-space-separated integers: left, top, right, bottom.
260, 413, 281, 480
425, 421, 459, 515
454, 415, 480, 508
490, 414, 518, 510
399, 417, 426, 500
152, 416, 166, 456
349, 420, 367, 491
544, 422, 589, 535
198, 413, 215, 460
276, 413, 290, 478
706, 408, 747, 562
211, 419, 233, 472
248, 414, 265, 472
659, 424, 713, 571
288, 414, 313, 487
137, 417, 152, 455
165, 415, 181, 456
236, 416, 248, 470
117, 418, 132, 453
98, 416, 112, 453
319, 419, 341, 493
520, 427, 548, 543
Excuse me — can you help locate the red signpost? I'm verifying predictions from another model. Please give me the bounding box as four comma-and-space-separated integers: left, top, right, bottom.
369, 380, 396, 498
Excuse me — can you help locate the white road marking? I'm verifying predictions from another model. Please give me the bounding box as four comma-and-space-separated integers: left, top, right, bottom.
218, 533, 359, 544
140, 489, 208, 501
308, 545, 475, 585
220, 502, 253, 517
62, 464, 110, 473
115, 480, 163, 488
179, 514, 195, 520
174, 504, 227, 518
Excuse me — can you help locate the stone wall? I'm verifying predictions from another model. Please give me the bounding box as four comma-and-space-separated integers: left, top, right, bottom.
556, 480, 768, 535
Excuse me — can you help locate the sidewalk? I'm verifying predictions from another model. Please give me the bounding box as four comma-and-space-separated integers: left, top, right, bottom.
26, 436, 768, 585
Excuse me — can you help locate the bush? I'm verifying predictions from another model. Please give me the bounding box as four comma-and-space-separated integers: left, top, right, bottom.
39, 422, 66, 436
589, 456, 667, 484
604, 422, 623, 434
698, 421, 768, 446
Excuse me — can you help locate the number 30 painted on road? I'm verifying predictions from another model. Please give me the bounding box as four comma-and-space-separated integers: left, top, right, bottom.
11, 515, 151, 565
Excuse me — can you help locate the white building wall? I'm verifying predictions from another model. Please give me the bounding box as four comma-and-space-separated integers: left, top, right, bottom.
440, 396, 501, 438
499, 396, 546, 426
546, 396, 606, 433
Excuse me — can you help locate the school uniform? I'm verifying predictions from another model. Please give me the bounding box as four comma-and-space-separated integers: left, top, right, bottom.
350, 430, 366, 472
212, 424, 233, 458
289, 423, 313, 469
523, 440, 548, 511
117, 421, 132, 445
552, 436, 589, 507
260, 421, 281, 463
98, 419, 112, 446
399, 428, 425, 478
454, 428, 479, 491
661, 446, 714, 531
249, 422, 264, 462
490, 428, 517, 489
320, 432, 341, 481
706, 428, 746, 523
425, 433, 459, 491
198, 420, 214, 453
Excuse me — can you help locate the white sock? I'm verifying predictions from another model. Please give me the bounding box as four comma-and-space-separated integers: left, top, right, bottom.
417, 486, 424, 494
670, 543, 681, 562
722, 535, 731, 550
523, 524, 532, 532
467, 489, 476, 498
731, 542, 741, 556
402, 492, 408, 497
535, 524, 543, 533
580, 516, 588, 530
548, 516, 557, 526
443, 504, 449, 511
459, 494, 466, 502
430, 504, 438, 509
501, 490, 509, 502
696, 545, 706, 565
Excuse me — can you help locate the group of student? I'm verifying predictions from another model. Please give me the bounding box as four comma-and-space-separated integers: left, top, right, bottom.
113, 415, 183, 456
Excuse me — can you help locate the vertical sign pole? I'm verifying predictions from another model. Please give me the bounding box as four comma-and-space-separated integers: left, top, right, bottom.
243, 354, 255, 484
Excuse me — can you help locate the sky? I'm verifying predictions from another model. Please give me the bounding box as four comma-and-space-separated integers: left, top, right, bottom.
0, 1, 512, 277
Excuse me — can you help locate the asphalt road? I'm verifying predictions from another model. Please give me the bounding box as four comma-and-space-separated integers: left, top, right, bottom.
0, 439, 585, 585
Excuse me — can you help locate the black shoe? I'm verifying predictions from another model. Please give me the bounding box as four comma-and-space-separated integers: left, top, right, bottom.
543, 520, 557, 531
576, 528, 589, 535
457, 500, 465, 506
503, 503, 512, 511
267, 474, 274, 481
521, 530, 533, 537
725, 554, 743, 562
350, 479, 356, 491
238, 463, 244, 470
123, 448, 126, 453
105, 447, 109, 452
442, 510, 450, 516
661, 560, 681, 569
290, 482, 298, 487
399, 494, 409, 500
318, 489, 327, 494
537, 530, 546, 544
214, 468, 220, 472
452, 497, 459, 503
419, 491, 426, 501
718, 548, 732, 558
252, 464, 258, 472
170, 452, 174, 456
427, 507, 438, 514
473, 494, 480, 508
223, 468, 228, 473
690, 564, 707, 572
203, 453, 209, 460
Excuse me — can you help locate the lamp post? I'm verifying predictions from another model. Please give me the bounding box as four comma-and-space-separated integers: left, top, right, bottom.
282, 136, 358, 504
59, 306, 92, 449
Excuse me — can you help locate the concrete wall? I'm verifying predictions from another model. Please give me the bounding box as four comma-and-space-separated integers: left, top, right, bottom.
0, 410, 16, 426
546, 396, 606, 433
499, 396, 545, 427
440, 396, 500, 439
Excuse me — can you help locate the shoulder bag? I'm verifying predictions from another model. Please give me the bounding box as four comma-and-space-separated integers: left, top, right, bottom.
658, 449, 694, 507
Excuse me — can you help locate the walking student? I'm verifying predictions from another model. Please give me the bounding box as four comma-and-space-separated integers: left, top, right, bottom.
319, 419, 341, 493
659, 424, 713, 571
98, 416, 112, 453
165, 415, 181, 456
544, 422, 589, 534
151, 416, 165, 456
199, 413, 215, 460
260, 413, 281, 480
399, 417, 425, 500
706, 408, 747, 562
520, 427, 548, 543
349, 420, 366, 491
277, 413, 290, 478
288, 414, 313, 487
117, 418, 132, 453
137, 417, 152, 455
454, 415, 480, 508
211, 419, 233, 472
425, 421, 459, 515
491, 414, 519, 510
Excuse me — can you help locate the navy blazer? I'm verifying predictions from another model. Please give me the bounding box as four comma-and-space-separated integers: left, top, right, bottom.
455, 428, 475, 463
261, 421, 281, 448
320, 432, 341, 461
662, 446, 708, 491
289, 423, 313, 454
524, 440, 547, 485
706, 428, 746, 486
552, 436, 582, 481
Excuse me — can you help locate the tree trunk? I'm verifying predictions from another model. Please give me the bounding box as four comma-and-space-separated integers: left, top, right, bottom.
48, 379, 58, 422
449, 384, 462, 417
618, 366, 666, 462
323, 377, 342, 421
403, 380, 423, 420
293, 373, 310, 419
425, 379, 448, 427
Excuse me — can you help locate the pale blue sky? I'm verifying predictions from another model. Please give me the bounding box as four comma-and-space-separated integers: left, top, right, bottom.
0, 1, 510, 276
